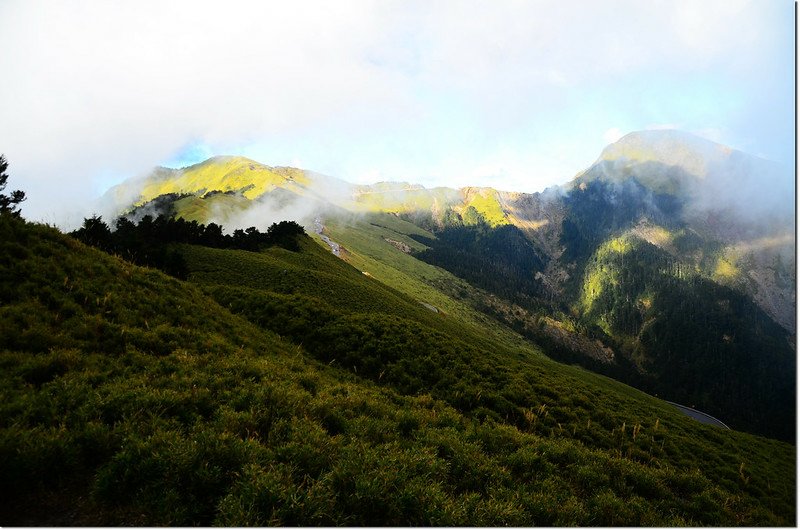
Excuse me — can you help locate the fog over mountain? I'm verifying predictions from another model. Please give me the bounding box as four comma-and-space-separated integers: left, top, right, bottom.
0, 1, 793, 227
583, 130, 793, 226
107, 129, 794, 239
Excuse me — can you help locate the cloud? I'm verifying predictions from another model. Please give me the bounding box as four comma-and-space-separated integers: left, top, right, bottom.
645, 123, 682, 131
603, 128, 624, 144
0, 0, 792, 228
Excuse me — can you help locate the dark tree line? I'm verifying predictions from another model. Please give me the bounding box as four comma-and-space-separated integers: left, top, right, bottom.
72, 214, 306, 279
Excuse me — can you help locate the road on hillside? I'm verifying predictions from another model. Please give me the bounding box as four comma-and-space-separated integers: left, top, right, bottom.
314, 217, 341, 257
665, 401, 730, 429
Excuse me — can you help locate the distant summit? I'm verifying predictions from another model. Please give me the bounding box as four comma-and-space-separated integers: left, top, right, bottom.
105, 156, 318, 208
575, 129, 792, 225
598, 129, 733, 177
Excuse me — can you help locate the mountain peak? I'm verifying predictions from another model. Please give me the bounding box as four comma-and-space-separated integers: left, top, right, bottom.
598, 129, 732, 179
174, 155, 265, 171
106, 155, 312, 208
575, 129, 792, 224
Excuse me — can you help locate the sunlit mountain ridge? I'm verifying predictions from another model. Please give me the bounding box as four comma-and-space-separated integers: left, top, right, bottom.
106, 129, 795, 333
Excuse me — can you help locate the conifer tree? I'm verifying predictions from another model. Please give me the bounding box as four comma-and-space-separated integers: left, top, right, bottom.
0, 155, 26, 216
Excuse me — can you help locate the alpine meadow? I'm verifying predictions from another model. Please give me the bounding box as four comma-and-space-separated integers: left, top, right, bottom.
0, 0, 795, 527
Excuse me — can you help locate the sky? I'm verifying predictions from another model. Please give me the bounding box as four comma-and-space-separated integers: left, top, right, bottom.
0, 0, 794, 226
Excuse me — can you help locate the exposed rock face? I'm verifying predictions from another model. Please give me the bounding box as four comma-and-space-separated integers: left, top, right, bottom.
385, 238, 412, 254
498, 189, 566, 259
540, 317, 615, 364
739, 241, 796, 332
488, 189, 571, 298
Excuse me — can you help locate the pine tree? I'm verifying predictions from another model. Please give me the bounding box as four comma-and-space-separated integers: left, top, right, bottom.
0, 155, 26, 216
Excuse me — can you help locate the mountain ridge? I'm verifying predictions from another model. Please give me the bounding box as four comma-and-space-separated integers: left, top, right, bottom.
106, 130, 794, 335
99, 129, 795, 440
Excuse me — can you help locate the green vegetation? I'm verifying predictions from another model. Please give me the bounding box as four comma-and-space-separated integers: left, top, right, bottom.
320, 212, 637, 388
398, 176, 795, 441
411, 221, 547, 303
71, 214, 305, 279
352, 185, 461, 219
560, 178, 677, 266
462, 188, 509, 226
172, 192, 252, 224
580, 235, 637, 321
120, 173, 794, 442
577, 234, 795, 441
321, 213, 545, 355
0, 214, 794, 525
414, 222, 544, 294
127, 156, 311, 205
552, 181, 795, 441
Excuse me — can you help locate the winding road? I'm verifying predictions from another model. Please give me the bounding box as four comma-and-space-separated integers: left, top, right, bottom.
314, 216, 341, 257
665, 401, 730, 429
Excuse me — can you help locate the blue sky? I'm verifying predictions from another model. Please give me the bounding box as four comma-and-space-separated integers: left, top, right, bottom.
0, 0, 794, 223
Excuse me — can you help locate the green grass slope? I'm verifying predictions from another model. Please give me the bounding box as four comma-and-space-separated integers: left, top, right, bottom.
0, 215, 794, 526
171, 192, 252, 224
183, 220, 794, 525
320, 212, 543, 355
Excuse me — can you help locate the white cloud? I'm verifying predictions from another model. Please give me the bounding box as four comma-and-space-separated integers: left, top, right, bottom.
603, 128, 624, 144
690, 127, 727, 145
646, 123, 682, 131
0, 0, 791, 227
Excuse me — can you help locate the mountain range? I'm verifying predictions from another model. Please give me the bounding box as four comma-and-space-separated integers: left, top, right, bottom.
105, 129, 796, 441
108, 130, 795, 329
1, 129, 794, 525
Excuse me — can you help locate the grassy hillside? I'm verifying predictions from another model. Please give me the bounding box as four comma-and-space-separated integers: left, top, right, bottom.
110, 168, 794, 441
384, 175, 794, 440
320, 212, 545, 355
172, 192, 252, 224
351, 184, 461, 218
108, 156, 313, 208
183, 218, 795, 524
462, 187, 510, 227
0, 214, 794, 526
